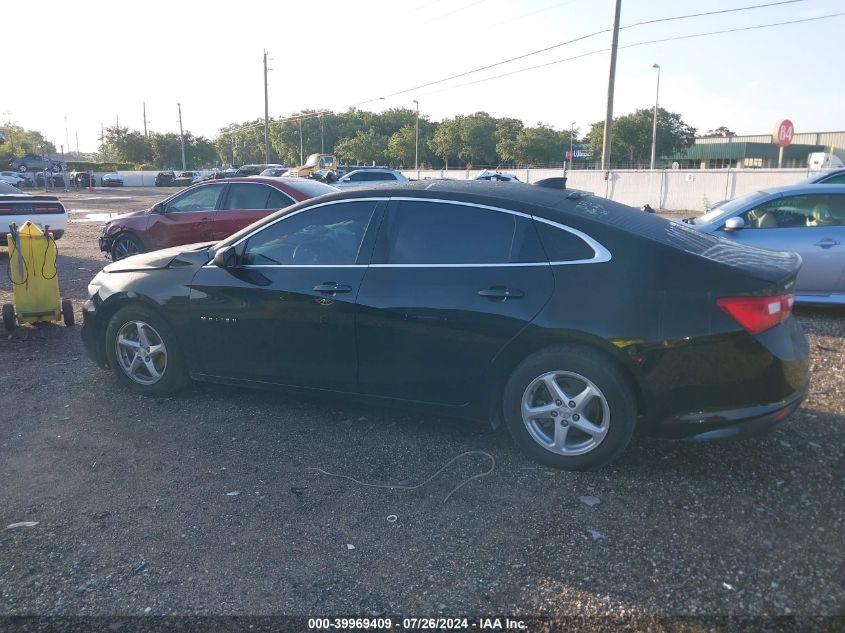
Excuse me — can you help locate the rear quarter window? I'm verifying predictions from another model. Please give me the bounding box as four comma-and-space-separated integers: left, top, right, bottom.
534, 219, 596, 262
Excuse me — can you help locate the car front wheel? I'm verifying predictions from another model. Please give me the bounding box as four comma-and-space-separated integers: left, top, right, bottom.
105, 305, 188, 396
502, 345, 637, 471
110, 233, 144, 260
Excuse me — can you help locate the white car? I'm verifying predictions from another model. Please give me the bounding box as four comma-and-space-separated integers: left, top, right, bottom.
0, 171, 31, 187
333, 168, 408, 188
0, 181, 68, 241
475, 170, 520, 182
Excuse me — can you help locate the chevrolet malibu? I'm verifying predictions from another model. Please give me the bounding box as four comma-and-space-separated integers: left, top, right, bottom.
82, 181, 810, 470
99, 177, 337, 260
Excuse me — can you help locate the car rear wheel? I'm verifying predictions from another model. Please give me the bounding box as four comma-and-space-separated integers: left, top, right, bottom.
110, 233, 144, 260
18, 165, 27, 172
105, 305, 188, 396
502, 345, 637, 471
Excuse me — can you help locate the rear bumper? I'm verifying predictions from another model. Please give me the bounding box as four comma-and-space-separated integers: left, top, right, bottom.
650, 391, 806, 440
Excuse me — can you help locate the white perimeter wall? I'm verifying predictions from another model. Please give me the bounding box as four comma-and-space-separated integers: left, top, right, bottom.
401, 168, 816, 213
94, 168, 814, 212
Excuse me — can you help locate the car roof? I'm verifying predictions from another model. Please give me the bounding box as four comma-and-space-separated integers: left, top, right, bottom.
343, 168, 400, 176
211, 176, 338, 196
752, 183, 845, 197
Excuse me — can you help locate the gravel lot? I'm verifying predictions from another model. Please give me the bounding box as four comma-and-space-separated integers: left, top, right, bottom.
1, 189, 843, 625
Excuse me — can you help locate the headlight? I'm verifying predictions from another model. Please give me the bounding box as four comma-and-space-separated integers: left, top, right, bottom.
87, 272, 104, 297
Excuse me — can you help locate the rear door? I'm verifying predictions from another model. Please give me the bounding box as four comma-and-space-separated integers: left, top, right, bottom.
729, 192, 845, 294
210, 182, 296, 241
355, 198, 555, 406
143, 183, 226, 250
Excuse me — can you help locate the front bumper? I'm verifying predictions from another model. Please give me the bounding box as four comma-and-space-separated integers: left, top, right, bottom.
98, 234, 113, 254
81, 298, 109, 368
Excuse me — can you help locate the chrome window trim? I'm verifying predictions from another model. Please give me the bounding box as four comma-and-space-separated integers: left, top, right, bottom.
384, 197, 612, 266
201, 196, 612, 269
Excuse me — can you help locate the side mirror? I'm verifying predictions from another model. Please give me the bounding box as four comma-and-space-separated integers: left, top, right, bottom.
213, 246, 238, 269
723, 217, 745, 231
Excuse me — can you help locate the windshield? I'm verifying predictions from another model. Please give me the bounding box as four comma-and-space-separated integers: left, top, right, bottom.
694, 190, 769, 225
304, 154, 320, 167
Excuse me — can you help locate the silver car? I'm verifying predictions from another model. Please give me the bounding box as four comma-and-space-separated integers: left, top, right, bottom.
688, 184, 845, 306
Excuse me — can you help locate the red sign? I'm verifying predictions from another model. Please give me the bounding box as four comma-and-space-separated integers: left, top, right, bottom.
565, 150, 573, 160
775, 119, 794, 147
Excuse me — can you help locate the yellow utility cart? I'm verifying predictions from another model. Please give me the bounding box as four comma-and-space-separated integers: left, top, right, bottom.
3, 221, 74, 331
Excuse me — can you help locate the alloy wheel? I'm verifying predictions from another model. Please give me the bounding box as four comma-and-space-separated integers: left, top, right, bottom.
521, 371, 610, 456
114, 320, 168, 386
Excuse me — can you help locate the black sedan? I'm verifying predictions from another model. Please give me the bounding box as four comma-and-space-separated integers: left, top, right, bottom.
81, 181, 809, 470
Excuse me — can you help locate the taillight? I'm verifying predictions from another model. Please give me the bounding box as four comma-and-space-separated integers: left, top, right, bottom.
716, 294, 795, 335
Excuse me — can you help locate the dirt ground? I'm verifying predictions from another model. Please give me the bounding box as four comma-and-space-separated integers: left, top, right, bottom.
1, 189, 843, 626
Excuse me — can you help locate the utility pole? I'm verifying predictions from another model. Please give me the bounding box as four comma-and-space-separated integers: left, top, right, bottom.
143, 101, 148, 138
650, 64, 661, 170
320, 114, 324, 154
600, 0, 622, 171
75, 131, 79, 159
413, 100, 419, 178
177, 102, 186, 170
263, 50, 270, 164
299, 118, 303, 166
64, 116, 70, 161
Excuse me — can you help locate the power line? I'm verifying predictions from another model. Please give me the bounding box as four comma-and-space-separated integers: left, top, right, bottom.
354, 27, 611, 106
421, 0, 487, 25
621, 0, 808, 29
417, 10, 845, 98
354, 0, 812, 106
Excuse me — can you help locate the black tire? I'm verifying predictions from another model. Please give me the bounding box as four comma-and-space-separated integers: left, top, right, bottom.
18, 164, 27, 173
502, 344, 637, 471
110, 233, 144, 260
61, 299, 74, 326
2, 303, 16, 331
105, 304, 188, 396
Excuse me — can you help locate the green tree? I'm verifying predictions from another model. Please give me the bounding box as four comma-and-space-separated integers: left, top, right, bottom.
335, 129, 387, 165
428, 118, 462, 169
703, 126, 736, 138
0, 124, 56, 164
587, 108, 696, 166
458, 112, 497, 166
495, 118, 524, 164
385, 125, 416, 168
514, 123, 569, 166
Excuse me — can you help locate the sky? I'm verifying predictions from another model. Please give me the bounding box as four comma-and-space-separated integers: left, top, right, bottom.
5, 0, 844, 154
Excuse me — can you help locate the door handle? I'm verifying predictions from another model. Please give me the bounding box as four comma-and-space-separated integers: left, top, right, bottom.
313, 282, 352, 294
199, 217, 211, 223
814, 239, 840, 249
477, 287, 524, 301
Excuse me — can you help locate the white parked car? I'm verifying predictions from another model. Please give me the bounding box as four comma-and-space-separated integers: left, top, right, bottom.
333, 168, 408, 188
0, 181, 68, 241
475, 170, 520, 182
0, 171, 31, 187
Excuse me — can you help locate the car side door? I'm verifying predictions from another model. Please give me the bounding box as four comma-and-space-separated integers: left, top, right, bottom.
187, 199, 384, 388
143, 183, 226, 250
725, 192, 845, 295
355, 198, 555, 406
210, 182, 296, 241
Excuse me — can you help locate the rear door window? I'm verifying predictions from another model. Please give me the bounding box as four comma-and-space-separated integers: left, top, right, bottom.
377, 200, 537, 265
223, 183, 287, 210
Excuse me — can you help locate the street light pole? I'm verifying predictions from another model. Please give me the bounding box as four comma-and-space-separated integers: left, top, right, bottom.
569, 121, 575, 171
650, 63, 661, 170
413, 100, 419, 178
